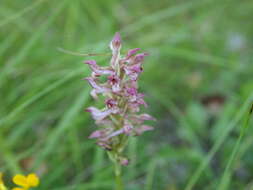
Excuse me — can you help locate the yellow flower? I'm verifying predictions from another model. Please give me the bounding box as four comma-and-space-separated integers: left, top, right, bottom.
0, 173, 7, 190
12, 174, 39, 190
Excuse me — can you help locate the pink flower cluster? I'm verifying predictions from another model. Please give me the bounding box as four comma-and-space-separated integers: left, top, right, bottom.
85, 33, 155, 154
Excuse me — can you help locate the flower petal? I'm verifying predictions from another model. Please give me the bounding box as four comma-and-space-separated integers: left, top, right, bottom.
0, 184, 7, 190
90, 89, 98, 99
139, 113, 155, 120
88, 130, 104, 139
85, 60, 115, 75
12, 188, 24, 190
97, 141, 112, 150
128, 92, 147, 112
120, 48, 141, 63
85, 77, 107, 92
124, 64, 143, 80
12, 175, 29, 188
134, 125, 154, 136
133, 53, 149, 63
125, 87, 138, 96
126, 48, 140, 58
95, 119, 113, 126
85, 77, 110, 98
123, 121, 133, 135
131, 114, 156, 124
86, 107, 118, 121
0, 173, 7, 190
84, 60, 96, 66
106, 128, 125, 139
27, 173, 39, 187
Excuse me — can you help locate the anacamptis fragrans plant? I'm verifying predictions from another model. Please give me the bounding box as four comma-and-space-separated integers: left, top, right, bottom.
84, 33, 155, 188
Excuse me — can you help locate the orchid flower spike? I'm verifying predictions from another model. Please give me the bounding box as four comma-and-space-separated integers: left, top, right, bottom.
84, 32, 155, 165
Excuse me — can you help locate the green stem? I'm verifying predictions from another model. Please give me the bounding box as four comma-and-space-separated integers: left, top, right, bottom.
107, 151, 124, 190
114, 161, 124, 190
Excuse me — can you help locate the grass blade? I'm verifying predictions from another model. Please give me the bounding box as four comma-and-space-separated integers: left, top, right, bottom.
32, 88, 89, 168
217, 104, 253, 190
185, 91, 253, 190
0, 70, 82, 126
0, 0, 48, 27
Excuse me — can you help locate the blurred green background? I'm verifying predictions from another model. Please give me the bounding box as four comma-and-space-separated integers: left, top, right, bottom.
1, 0, 253, 189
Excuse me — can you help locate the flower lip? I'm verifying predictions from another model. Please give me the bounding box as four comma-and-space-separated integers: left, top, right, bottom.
108, 75, 121, 92
106, 99, 117, 108
126, 87, 138, 96
108, 75, 120, 85
136, 96, 148, 107
123, 63, 143, 81
131, 65, 143, 73
123, 123, 133, 135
